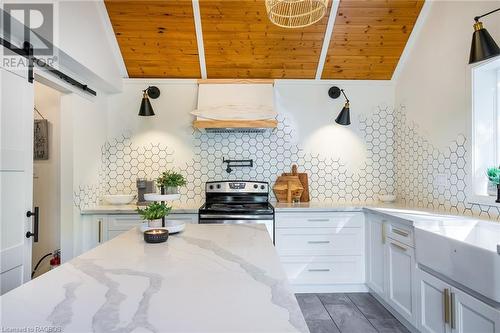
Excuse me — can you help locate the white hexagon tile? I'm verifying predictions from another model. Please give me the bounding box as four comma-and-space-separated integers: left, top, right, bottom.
74, 105, 500, 222
394, 106, 499, 221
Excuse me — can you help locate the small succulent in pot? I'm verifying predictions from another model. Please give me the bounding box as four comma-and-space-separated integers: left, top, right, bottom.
137, 202, 172, 227
487, 167, 500, 196
156, 170, 187, 194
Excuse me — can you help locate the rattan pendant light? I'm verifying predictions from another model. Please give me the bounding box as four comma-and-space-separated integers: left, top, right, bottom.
265, 0, 329, 28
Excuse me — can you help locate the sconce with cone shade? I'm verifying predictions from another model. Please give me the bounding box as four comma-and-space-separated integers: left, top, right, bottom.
139, 86, 161, 116
469, 8, 500, 64
328, 86, 351, 126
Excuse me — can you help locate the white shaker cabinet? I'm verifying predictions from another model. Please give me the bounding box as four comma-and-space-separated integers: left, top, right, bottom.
80, 215, 106, 254
417, 268, 500, 333
366, 212, 386, 297
453, 285, 500, 333
386, 239, 417, 325
417, 268, 450, 333
365, 213, 417, 327
275, 211, 365, 292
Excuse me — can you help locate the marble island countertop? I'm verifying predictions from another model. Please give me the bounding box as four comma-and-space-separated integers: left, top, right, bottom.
1, 224, 308, 333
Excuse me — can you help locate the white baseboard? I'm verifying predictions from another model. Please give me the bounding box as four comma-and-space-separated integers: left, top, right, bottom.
293, 283, 368, 293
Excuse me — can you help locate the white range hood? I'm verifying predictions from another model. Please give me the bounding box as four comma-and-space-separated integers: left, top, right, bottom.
192, 81, 277, 133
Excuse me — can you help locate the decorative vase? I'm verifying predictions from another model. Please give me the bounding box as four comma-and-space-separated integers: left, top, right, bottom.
487, 181, 497, 196
165, 186, 179, 194
148, 219, 163, 228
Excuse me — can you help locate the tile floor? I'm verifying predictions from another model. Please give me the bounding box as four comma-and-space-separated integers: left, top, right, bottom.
296, 293, 410, 333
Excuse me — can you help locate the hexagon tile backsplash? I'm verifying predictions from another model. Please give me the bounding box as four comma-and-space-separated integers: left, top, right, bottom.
394, 106, 499, 221
75, 105, 500, 221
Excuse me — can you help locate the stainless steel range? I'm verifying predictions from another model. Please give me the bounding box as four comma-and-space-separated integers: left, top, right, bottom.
198, 181, 274, 242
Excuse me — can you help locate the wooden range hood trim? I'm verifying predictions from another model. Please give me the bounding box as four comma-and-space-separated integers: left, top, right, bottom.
193, 119, 278, 129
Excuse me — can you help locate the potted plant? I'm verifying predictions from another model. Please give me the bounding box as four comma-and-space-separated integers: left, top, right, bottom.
156, 170, 187, 194
486, 167, 500, 196
137, 202, 172, 228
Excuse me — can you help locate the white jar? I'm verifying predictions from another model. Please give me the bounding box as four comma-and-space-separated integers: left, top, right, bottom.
148, 218, 163, 228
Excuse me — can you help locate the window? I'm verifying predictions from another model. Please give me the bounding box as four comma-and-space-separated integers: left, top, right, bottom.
471, 57, 500, 203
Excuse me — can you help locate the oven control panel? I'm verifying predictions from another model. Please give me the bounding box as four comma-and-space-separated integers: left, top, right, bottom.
206, 181, 268, 193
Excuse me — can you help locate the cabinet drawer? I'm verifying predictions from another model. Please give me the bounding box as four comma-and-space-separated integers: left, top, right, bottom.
276, 227, 363, 256
280, 256, 364, 285
276, 212, 363, 228
108, 215, 143, 231
386, 221, 414, 247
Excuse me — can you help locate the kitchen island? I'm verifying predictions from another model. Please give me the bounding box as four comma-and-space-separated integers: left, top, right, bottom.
1, 224, 308, 333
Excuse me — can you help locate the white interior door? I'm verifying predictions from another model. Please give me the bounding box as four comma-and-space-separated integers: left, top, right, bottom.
0, 66, 34, 295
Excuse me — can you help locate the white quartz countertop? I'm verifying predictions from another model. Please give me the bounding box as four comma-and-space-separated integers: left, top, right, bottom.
1, 224, 308, 333
81, 203, 203, 215
272, 201, 405, 212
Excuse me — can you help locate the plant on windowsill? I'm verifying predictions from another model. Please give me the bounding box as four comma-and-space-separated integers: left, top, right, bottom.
490, 167, 500, 203
156, 170, 187, 195
137, 202, 172, 228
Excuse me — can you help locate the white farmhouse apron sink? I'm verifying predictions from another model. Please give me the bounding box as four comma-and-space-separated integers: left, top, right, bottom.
414, 219, 500, 303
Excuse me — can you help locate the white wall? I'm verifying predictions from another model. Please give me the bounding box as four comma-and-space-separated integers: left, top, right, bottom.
32, 82, 61, 277
56, 0, 124, 92
60, 91, 108, 260
69, 79, 398, 207
106, 79, 395, 169
394, 0, 500, 218
396, 0, 500, 148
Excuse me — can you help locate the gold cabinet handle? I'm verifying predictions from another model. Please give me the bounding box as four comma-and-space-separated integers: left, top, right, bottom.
392, 227, 410, 237
391, 242, 407, 252
451, 292, 456, 329
444, 288, 451, 324
98, 219, 102, 243
382, 223, 386, 244
307, 218, 330, 222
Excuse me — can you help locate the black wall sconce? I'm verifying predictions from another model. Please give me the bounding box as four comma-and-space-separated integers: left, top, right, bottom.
469, 7, 500, 64
139, 86, 161, 116
223, 158, 253, 173
328, 86, 351, 126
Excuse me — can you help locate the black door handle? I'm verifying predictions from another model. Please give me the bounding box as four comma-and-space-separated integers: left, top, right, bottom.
26, 207, 39, 242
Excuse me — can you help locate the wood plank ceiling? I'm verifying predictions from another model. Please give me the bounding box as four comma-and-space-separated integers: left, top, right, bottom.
105, 0, 200, 78
105, 0, 424, 80
322, 0, 424, 79
199, 0, 331, 79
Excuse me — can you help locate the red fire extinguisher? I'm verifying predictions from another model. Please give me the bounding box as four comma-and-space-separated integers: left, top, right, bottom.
50, 249, 61, 269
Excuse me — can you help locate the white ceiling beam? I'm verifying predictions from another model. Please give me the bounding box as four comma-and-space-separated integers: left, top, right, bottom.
315, 0, 340, 80
192, 0, 207, 79
96, 0, 128, 79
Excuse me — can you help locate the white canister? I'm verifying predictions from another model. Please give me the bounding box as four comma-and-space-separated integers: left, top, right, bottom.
148, 218, 163, 228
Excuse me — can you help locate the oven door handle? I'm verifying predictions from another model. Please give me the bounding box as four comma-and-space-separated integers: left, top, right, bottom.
199, 214, 273, 220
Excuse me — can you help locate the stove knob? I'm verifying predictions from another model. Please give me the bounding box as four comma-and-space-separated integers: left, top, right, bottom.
260, 185, 266, 190
209, 185, 214, 190
216, 184, 221, 189
253, 184, 258, 189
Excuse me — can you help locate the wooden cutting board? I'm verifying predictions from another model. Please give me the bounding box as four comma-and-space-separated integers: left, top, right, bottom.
273, 174, 303, 203
283, 164, 310, 202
